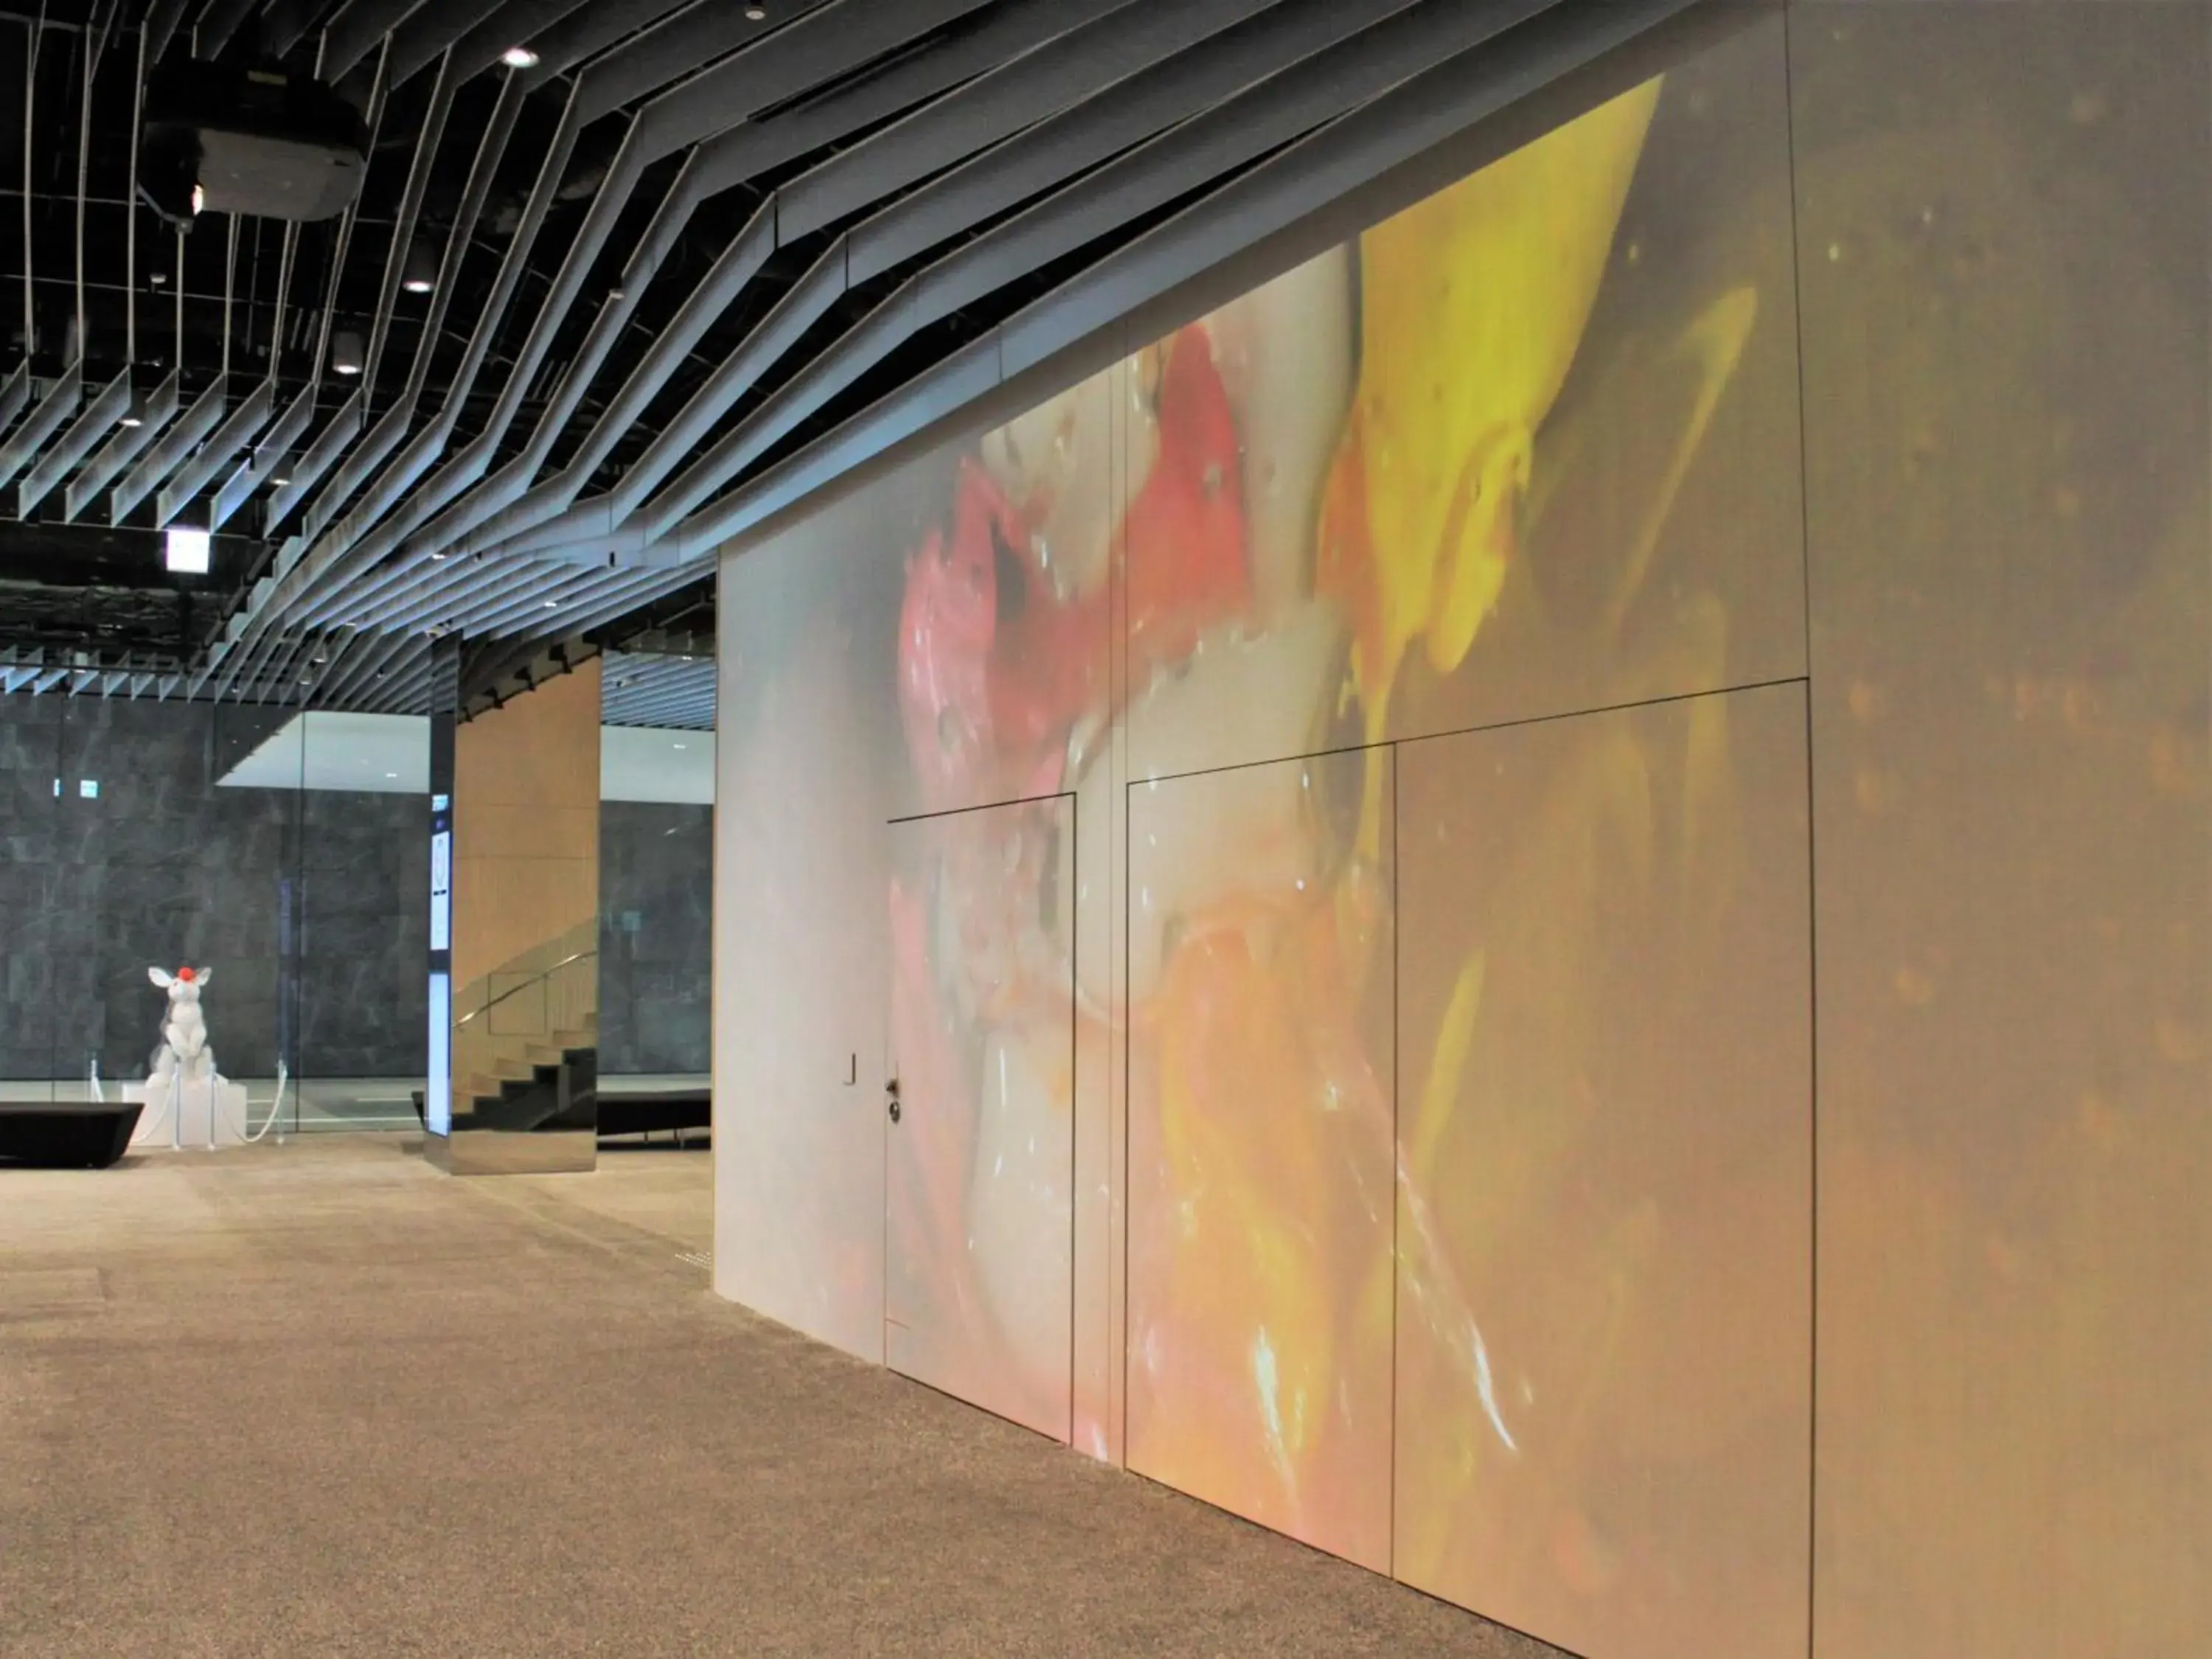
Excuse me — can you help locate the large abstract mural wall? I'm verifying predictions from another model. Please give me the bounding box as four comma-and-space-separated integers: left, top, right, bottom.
714, 7, 2209, 1658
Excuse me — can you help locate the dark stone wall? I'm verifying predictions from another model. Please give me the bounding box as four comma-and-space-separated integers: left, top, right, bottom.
294, 785, 431, 1076
599, 801, 712, 1075
0, 696, 427, 1082
0, 697, 713, 1082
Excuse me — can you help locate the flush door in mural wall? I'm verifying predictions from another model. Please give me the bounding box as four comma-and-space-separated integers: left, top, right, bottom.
886, 793, 1078, 1443
1125, 745, 1397, 1573
1394, 684, 1813, 1659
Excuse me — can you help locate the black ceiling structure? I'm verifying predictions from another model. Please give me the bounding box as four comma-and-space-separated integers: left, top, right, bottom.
0, 0, 1711, 714
597, 649, 711, 729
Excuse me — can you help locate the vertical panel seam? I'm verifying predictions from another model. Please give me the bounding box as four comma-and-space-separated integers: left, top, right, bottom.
1388, 737, 1399, 1583
1068, 788, 1079, 1446
1778, 9, 1820, 1655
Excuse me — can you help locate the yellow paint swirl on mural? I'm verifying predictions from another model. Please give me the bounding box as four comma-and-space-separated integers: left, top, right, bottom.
1321, 78, 1661, 855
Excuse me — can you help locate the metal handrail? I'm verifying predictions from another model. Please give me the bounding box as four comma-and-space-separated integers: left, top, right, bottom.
453, 947, 598, 1031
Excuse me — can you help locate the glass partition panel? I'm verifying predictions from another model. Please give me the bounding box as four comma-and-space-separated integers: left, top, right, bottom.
291, 710, 429, 1131
17, 693, 294, 1147
599, 661, 714, 1107
1, 689, 431, 1144
599, 798, 712, 1084
0, 693, 66, 1105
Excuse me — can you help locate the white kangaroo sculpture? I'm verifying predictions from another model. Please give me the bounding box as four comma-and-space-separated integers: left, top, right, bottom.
147, 964, 218, 1091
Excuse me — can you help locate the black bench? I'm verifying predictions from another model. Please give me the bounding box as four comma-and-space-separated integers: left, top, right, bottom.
410, 1088, 709, 1141
0, 1102, 145, 1169
597, 1090, 711, 1140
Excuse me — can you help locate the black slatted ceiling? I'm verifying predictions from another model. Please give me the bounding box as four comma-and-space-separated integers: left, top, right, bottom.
0, 0, 1712, 713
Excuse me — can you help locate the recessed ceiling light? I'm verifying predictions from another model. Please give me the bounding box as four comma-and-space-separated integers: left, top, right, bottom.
501, 45, 538, 68
543, 599, 558, 608
386, 771, 399, 779
745, 5, 765, 18
402, 236, 438, 294
120, 414, 142, 428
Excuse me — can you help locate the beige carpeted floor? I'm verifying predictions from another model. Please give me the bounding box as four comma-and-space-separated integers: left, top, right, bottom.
0, 1135, 1554, 1658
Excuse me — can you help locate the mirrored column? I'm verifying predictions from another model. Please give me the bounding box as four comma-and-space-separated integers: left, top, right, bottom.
425, 651, 601, 1175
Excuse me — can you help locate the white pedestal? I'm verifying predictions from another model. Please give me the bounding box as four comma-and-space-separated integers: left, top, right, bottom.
122, 1079, 250, 1148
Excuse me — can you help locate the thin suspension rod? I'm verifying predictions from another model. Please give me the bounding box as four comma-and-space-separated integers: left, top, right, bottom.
72, 15, 88, 361
125, 21, 142, 363
22, 9, 38, 352
268, 225, 299, 381
313, 34, 386, 378
221, 212, 238, 378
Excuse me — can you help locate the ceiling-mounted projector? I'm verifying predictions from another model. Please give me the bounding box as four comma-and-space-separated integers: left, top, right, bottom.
139, 60, 366, 226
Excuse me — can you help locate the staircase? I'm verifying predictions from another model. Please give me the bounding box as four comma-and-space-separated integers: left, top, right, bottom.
456, 1035, 598, 1133
448, 922, 598, 1135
